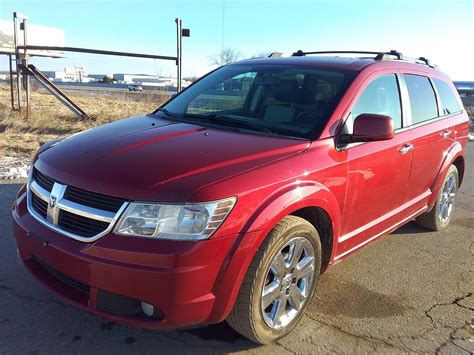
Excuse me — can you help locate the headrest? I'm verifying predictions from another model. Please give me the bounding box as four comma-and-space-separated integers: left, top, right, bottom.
274, 79, 298, 102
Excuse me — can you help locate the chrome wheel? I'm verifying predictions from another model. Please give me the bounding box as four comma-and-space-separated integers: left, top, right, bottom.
438, 172, 457, 224
261, 237, 315, 329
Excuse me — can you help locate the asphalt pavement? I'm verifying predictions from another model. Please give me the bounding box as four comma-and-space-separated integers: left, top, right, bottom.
0, 144, 472, 354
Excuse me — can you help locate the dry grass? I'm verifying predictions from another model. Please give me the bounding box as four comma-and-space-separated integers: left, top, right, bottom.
0, 83, 166, 158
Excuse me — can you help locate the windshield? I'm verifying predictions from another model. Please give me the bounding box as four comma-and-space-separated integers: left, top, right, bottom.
157, 64, 357, 139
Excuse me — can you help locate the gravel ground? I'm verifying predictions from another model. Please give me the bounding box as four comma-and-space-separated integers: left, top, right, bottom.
0, 144, 472, 354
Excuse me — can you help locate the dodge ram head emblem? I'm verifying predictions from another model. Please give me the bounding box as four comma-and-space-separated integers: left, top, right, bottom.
49, 195, 57, 208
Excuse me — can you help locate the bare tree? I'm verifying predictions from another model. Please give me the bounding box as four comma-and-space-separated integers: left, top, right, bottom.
209, 47, 242, 66
250, 52, 272, 59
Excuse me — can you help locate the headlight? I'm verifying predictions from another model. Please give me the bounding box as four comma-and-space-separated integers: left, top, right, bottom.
114, 197, 236, 240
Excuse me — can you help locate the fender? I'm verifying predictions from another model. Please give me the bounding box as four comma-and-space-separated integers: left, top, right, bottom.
428, 141, 464, 208
244, 180, 342, 237
207, 181, 342, 323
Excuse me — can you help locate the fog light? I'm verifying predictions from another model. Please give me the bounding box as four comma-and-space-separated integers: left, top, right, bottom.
141, 302, 154, 317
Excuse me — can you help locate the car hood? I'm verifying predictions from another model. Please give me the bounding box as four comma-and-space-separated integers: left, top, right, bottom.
35, 115, 309, 202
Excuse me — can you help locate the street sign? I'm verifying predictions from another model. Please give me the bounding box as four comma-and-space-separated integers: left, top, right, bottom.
0, 19, 64, 57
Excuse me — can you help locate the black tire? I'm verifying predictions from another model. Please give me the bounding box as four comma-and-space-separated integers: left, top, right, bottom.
226, 215, 321, 344
416, 164, 459, 231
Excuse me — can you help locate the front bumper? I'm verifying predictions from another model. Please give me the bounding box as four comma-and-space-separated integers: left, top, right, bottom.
12, 188, 258, 329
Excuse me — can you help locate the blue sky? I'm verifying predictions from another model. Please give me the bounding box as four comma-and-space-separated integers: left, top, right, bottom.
1, 0, 473, 80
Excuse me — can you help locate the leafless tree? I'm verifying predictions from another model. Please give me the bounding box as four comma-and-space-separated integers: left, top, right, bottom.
209, 48, 242, 66
250, 52, 272, 59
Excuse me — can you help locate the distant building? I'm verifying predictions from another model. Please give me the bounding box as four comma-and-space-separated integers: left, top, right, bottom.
43, 65, 88, 83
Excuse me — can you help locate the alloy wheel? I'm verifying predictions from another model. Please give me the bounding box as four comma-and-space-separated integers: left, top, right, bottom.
438, 172, 457, 224
261, 237, 315, 329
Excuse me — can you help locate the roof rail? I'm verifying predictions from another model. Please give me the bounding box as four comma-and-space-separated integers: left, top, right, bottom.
292, 50, 403, 59
290, 50, 436, 68
268, 52, 283, 58
418, 56, 432, 66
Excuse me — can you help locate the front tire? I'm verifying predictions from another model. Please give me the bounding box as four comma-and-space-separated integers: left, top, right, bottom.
416, 164, 458, 231
226, 216, 321, 344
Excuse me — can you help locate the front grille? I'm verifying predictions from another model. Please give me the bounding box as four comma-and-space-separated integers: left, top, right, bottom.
32, 167, 55, 192
31, 193, 48, 218
64, 185, 125, 213
34, 257, 90, 295
28, 167, 127, 241
58, 210, 110, 238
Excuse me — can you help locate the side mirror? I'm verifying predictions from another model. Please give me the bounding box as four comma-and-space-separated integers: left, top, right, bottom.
169, 92, 178, 100
339, 113, 394, 145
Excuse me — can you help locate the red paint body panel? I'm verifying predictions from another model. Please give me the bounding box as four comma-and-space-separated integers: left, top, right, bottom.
12, 56, 470, 329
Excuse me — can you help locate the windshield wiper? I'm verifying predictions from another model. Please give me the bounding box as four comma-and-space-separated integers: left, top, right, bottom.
184, 113, 273, 134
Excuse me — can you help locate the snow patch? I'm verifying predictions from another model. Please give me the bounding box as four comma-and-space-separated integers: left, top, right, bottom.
0, 157, 31, 180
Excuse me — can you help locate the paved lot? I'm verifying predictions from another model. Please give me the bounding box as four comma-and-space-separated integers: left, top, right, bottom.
0, 144, 472, 354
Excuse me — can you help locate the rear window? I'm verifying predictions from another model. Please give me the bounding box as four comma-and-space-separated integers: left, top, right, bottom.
405, 74, 438, 125
433, 79, 462, 115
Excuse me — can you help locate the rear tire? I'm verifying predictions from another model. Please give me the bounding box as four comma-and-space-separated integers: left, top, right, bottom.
416, 164, 458, 231
226, 216, 321, 344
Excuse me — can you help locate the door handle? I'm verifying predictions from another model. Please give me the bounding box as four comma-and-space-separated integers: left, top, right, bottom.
441, 130, 452, 138
398, 144, 414, 154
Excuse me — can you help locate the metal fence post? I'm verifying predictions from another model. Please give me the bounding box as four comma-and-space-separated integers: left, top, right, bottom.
9, 54, 15, 110
175, 18, 182, 92
13, 12, 22, 111
22, 17, 30, 117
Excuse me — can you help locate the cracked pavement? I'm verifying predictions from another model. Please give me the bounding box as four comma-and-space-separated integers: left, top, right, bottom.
1, 143, 473, 354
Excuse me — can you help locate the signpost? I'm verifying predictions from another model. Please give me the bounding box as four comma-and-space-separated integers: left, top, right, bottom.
2, 12, 188, 117
0, 19, 64, 57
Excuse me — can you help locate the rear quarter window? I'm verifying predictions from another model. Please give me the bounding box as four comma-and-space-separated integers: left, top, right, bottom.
405, 74, 438, 125
433, 79, 462, 115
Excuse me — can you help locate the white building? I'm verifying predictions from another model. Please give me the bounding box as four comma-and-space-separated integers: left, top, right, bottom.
43, 65, 88, 82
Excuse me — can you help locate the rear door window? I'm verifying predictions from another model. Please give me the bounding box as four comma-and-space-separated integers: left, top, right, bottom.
404, 74, 438, 124
351, 74, 402, 130
433, 79, 462, 116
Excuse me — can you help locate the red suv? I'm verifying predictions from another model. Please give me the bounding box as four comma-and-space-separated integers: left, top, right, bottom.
12, 50, 469, 344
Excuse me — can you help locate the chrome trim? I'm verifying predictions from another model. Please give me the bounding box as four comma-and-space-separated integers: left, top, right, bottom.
27, 172, 128, 243
398, 144, 414, 154
30, 180, 49, 203
58, 199, 115, 223
441, 130, 452, 138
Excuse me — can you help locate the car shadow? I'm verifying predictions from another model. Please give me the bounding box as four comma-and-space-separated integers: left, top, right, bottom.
391, 221, 429, 235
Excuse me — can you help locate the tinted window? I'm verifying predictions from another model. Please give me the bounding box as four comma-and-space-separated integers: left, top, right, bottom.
351, 74, 402, 129
433, 79, 462, 115
405, 74, 438, 124
161, 64, 357, 139
187, 72, 257, 114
